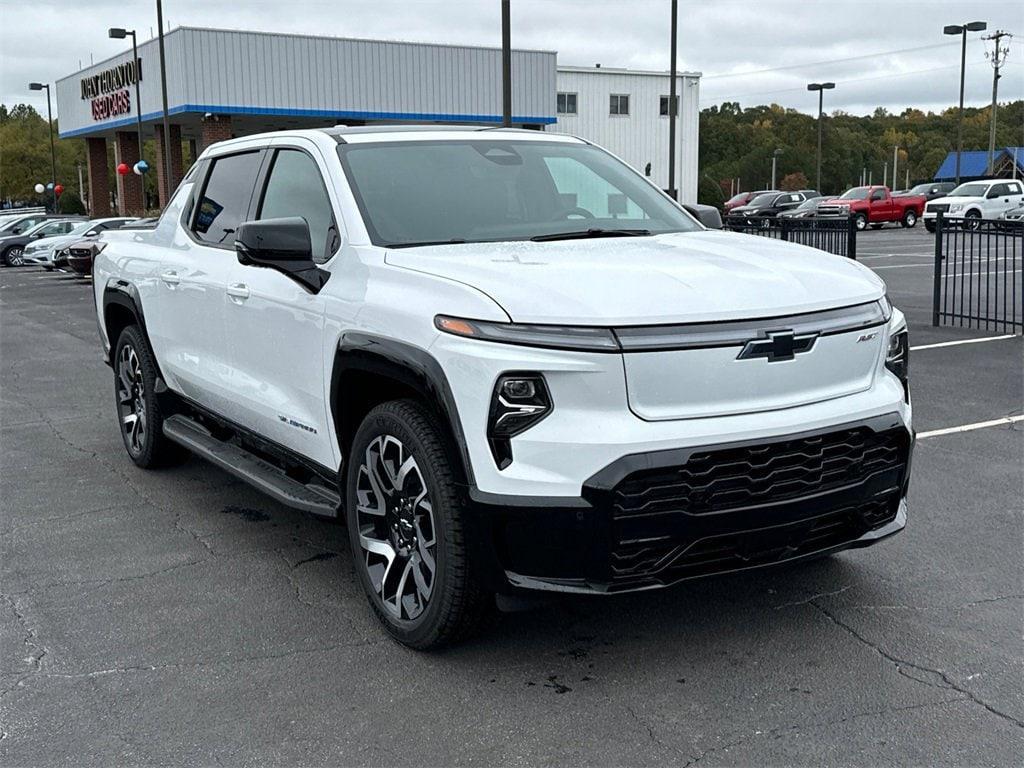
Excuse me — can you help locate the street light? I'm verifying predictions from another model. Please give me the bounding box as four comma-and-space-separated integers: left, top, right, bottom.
807, 82, 834, 193
109, 27, 145, 180
28, 82, 57, 214
944, 21, 987, 184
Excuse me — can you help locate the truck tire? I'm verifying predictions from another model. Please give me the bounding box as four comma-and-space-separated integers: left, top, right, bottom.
113, 325, 185, 468
925, 220, 936, 233
964, 210, 982, 231
854, 213, 868, 231
3, 246, 24, 267
901, 210, 917, 228
346, 399, 491, 649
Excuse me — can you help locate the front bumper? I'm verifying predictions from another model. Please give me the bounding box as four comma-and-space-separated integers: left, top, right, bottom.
468, 412, 912, 594
22, 251, 53, 266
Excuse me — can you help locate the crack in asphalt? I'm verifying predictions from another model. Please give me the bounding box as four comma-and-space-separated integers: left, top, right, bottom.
0, 593, 49, 701
31, 637, 383, 682
772, 584, 853, 609
810, 600, 1024, 730
680, 697, 968, 767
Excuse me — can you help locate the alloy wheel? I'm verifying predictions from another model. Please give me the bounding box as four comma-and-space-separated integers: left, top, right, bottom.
116, 343, 147, 455
355, 435, 437, 621
7, 247, 24, 266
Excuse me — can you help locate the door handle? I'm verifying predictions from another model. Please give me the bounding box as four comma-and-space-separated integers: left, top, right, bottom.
227, 283, 251, 301
160, 270, 180, 286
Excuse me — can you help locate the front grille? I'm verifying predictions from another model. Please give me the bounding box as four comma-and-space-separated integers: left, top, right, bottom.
610, 496, 899, 581
816, 205, 845, 216
606, 425, 909, 584
926, 203, 950, 214
613, 426, 907, 519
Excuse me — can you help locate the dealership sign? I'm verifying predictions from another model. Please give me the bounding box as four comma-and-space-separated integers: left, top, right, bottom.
80, 59, 142, 121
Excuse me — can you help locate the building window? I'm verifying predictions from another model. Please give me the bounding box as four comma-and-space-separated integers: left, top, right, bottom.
609, 94, 630, 116
659, 95, 679, 116
556, 92, 577, 115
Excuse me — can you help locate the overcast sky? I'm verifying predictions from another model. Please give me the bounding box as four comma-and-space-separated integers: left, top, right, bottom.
2, 0, 1022, 119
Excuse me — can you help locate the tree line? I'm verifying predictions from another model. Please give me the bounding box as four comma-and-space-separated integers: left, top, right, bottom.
698, 100, 1024, 204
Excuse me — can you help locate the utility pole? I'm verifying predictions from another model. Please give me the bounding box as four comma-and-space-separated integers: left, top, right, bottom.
156, 0, 173, 202
984, 30, 1012, 173
667, 0, 678, 200
770, 149, 782, 189
501, 0, 512, 127
883, 160, 888, 188
892, 145, 899, 190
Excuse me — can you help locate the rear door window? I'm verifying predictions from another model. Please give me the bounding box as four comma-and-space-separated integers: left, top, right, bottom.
191, 151, 263, 247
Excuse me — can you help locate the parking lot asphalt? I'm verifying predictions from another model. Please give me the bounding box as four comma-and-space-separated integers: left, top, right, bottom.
2, 227, 1022, 767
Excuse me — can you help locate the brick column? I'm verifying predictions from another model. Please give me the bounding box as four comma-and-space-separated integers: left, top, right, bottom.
198, 115, 233, 155
114, 131, 145, 216
86, 137, 111, 218
154, 123, 185, 209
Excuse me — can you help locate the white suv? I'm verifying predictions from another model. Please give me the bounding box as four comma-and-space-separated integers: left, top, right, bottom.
93, 127, 912, 648
923, 178, 1024, 231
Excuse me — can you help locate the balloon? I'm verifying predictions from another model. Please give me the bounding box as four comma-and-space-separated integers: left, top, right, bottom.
54, 184, 64, 196
133, 160, 150, 175
46, 182, 54, 190
116, 162, 130, 176
34, 183, 45, 194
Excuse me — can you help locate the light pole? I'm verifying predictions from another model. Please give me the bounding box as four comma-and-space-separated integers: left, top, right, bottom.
108, 27, 144, 170
807, 82, 835, 193
983, 30, 1012, 173
667, 0, 678, 200
944, 21, 987, 184
501, 0, 511, 127
155, 0, 173, 203
770, 148, 782, 189
28, 82, 57, 214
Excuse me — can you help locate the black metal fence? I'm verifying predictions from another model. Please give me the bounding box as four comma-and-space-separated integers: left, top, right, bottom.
932, 214, 1023, 332
722, 215, 857, 259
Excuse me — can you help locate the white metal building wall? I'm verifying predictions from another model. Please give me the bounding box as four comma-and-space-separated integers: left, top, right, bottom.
57, 27, 556, 138
551, 67, 701, 204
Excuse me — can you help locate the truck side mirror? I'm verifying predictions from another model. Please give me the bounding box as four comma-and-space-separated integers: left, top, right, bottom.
682, 204, 723, 229
235, 217, 329, 293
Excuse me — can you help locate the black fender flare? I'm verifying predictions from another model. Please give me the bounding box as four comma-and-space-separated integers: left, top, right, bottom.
330, 333, 476, 489
101, 280, 157, 370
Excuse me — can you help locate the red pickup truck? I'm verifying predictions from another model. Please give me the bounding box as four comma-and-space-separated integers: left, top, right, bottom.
817, 186, 927, 230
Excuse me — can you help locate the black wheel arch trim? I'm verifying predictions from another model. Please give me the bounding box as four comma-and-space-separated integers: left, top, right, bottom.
332, 332, 477, 489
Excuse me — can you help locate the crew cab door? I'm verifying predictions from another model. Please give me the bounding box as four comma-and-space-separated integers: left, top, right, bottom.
868, 188, 892, 221
986, 182, 1023, 217
221, 140, 340, 471
155, 148, 265, 415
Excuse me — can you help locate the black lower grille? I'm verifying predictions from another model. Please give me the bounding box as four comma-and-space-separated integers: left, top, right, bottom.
610, 496, 898, 580
613, 426, 909, 519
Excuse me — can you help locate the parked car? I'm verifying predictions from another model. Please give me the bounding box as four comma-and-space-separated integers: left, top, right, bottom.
923, 179, 1024, 232
726, 191, 809, 223
817, 186, 926, 230
997, 201, 1024, 227
777, 196, 840, 219
21, 217, 136, 269
895, 182, 956, 201
65, 240, 102, 275
0, 217, 87, 266
0, 212, 54, 238
723, 189, 772, 213
94, 127, 912, 648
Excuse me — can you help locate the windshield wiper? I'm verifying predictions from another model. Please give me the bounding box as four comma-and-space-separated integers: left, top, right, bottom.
529, 228, 651, 242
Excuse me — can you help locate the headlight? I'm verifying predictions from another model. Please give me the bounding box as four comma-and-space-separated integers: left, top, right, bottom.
435, 315, 619, 352
487, 373, 552, 469
950, 204, 963, 213
885, 327, 909, 402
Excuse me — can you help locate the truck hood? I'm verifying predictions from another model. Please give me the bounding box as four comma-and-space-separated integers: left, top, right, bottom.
928, 195, 985, 207
384, 230, 885, 325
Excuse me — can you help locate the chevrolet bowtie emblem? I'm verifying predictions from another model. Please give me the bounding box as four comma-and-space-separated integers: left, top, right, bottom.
737, 331, 818, 362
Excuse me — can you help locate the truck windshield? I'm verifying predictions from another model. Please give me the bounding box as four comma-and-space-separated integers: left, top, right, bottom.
840, 187, 870, 200
948, 183, 988, 197
337, 139, 699, 247
747, 193, 778, 207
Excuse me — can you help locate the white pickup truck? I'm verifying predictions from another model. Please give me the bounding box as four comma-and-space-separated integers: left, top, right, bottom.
94, 126, 913, 648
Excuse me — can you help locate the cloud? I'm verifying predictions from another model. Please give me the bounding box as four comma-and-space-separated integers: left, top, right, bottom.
2, 0, 1021, 117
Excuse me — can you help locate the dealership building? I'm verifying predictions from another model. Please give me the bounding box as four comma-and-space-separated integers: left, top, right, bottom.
55, 27, 701, 215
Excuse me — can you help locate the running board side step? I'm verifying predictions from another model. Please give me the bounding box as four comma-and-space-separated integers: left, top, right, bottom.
162, 414, 340, 517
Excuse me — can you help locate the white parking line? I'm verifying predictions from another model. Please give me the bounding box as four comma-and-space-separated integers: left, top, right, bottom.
911, 334, 1018, 351
918, 415, 1024, 439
